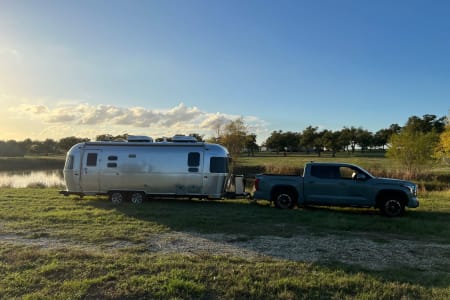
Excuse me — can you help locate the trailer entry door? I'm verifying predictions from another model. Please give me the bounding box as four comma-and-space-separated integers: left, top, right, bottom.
81, 150, 102, 193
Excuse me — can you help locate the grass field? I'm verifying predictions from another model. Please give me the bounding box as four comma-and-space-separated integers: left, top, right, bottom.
0, 188, 449, 299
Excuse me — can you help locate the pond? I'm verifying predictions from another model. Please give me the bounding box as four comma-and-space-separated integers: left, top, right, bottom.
0, 170, 65, 188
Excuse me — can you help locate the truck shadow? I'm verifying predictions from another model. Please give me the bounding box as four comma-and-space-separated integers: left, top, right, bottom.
84, 197, 450, 289
85, 196, 450, 240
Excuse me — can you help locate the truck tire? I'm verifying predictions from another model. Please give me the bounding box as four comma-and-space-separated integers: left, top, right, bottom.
380, 198, 405, 217
130, 192, 145, 204
110, 192, 125, 205
273, 191, 295, 209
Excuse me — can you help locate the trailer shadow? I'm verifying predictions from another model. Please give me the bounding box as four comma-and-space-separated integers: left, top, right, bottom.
84, 196, 450, 242
82, 197, 450, 290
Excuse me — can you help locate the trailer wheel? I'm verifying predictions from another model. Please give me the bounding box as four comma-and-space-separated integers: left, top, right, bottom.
110, 192, 125, 205
130, 192, 145, 205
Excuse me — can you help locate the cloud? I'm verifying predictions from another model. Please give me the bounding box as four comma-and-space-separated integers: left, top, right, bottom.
0, 48, 22, 63
163, 103, 201, 126
23, 104, 49, 114
13, 101, 269, 141
200, 113, 229, 129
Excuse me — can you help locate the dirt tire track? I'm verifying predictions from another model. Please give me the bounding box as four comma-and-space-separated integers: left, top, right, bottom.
1, 230, 449, 272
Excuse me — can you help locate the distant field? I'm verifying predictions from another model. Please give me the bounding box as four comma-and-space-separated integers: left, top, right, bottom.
0, 188, 449, 299
1, 152, 449, 190
235, 152, 450, 191
238, 151, 403, 170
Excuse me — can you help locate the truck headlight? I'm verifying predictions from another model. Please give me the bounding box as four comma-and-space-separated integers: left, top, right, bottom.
403, 184, 417, 196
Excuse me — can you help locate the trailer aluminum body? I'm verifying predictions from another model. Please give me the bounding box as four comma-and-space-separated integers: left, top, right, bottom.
60, 137, 230, 203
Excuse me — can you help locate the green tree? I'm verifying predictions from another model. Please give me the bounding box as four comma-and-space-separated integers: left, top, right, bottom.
265, 130, 283, 153
58, 136, 90, 152
387, 127, 439, 178
322, 130, 346, 157
220, 117, 249, 159
340, 126, 358, 153
313, 130, 326, 157
405, 114, 446, 134
0, 140, 26, 157
356, 129, 374, 152
300, 126, 318, 154
245, 134, 259, 156
434, 124, 450, 163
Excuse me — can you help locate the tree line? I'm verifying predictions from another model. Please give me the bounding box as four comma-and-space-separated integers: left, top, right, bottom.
263, 114, 447, 157
0, 114, 448, 162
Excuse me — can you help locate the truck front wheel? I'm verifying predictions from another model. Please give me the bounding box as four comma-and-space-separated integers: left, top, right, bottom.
380, 198, 405, 217
273, 191, 295, 209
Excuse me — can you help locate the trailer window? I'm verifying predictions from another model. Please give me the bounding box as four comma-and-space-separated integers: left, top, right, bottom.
210, 157, 228, 173
65, 155, 74, 170
107, 163, 117, 168
188, 152, 200, 167
86, 153, 97, 167
108, 155, 118, 161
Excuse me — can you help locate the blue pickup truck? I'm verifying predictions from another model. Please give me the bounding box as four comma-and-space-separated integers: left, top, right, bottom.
253, 162, 419, 217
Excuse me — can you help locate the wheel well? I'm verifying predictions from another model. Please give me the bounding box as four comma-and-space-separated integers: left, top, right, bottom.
375, 190, 407, 208
271, 185, 298, 202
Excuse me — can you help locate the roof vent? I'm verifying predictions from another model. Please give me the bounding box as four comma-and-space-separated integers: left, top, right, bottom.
127, 135, 153, 143
172, 135, 198, 143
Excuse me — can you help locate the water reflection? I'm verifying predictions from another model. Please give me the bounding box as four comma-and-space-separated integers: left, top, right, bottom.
0, 169, 64, 188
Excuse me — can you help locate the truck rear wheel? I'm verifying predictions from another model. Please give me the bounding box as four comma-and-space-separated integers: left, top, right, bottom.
273, 191, 295, 209
109, 192, 125, 205
130, 192, 145, 204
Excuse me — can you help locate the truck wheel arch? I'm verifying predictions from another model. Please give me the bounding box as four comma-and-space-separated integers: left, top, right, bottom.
376, 190, 407, 217
271, 185, 298, 209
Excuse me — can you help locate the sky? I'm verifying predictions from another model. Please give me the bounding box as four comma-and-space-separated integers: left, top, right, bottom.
0, 0, 449, 144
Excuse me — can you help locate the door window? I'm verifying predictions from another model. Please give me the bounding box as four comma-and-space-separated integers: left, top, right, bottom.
86, 153, 98, 166
188, 152, 200, 172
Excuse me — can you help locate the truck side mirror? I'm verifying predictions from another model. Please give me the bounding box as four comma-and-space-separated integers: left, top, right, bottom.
356, 173, 367, 181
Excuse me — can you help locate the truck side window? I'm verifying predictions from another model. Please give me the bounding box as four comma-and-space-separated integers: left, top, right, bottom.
86, 153, 97, 167
339, 167, 355, 179
311, 165, 339, 179
210, 157, 229, 173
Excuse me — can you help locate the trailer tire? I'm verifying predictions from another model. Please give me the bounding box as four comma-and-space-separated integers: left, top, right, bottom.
130, 192, 145, 205
110, 192, 125, 205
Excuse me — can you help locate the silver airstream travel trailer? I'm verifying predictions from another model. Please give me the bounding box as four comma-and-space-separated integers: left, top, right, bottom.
60, 136, 231, 204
